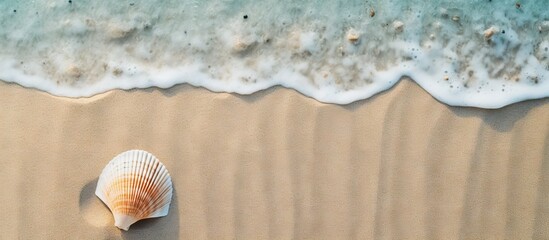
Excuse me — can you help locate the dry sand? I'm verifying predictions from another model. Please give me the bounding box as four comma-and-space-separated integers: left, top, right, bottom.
0, 79, 547, 239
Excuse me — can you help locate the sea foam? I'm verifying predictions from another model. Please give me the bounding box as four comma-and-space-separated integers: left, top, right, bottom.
0, 0, 548, 108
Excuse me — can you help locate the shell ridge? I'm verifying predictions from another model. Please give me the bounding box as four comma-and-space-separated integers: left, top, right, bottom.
133, 151, 147, 218
110, 153, 123, 212
141, 160, 171, 217
136, 152, 157, 217
142, 160, 164, 217
148, 184, 172, 217
131, 150, 147, 217
143, 182, 169, 215
130, 150, 143, 216
121, 152, 133, 215
145, 170, 173, 217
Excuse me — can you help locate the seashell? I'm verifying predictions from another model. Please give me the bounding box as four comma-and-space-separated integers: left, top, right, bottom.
392, 21, 404, 33
346, 29, 360, 44
483, 26, 499, 41
95, 150, 173, 231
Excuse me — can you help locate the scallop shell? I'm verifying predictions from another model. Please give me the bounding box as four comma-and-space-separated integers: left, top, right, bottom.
95, 150, 173, 231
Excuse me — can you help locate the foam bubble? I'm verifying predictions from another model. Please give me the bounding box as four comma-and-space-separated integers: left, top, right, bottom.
0, 0, 547, 108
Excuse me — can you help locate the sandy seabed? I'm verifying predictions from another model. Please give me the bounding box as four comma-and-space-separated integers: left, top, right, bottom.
0, 79, 547, 239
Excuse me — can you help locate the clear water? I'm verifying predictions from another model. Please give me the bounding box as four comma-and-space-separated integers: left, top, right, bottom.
0, 0, 548, 108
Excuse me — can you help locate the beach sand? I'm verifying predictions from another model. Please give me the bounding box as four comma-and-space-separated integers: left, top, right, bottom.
0, 79, 547, 239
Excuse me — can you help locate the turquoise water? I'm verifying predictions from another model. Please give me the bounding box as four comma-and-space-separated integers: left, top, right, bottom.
0, 0, 548, 108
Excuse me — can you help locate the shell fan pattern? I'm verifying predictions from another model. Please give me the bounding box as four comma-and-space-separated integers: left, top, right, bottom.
95, 150, 173, 231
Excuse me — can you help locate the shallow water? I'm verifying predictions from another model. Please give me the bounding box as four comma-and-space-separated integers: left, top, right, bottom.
0, 0, 548, 108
